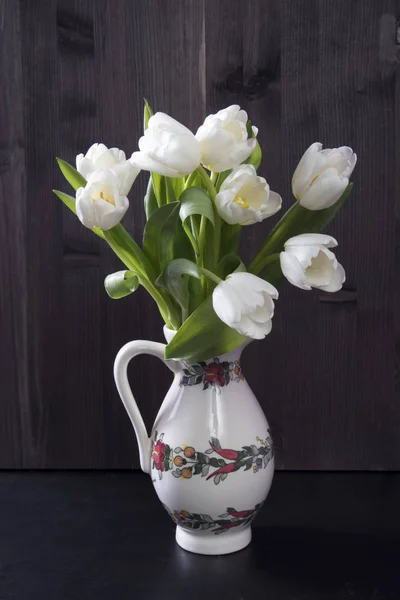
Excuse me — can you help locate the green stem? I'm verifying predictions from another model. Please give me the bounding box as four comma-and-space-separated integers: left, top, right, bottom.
250, 253, 280, 274
196, 165, 221, 272
184, 171, 198, 189
103, 226, 180, 329
249, 202, 301, 274
199, 267, 222, 285
197, 165, 216, 201
210, 172, 218, 184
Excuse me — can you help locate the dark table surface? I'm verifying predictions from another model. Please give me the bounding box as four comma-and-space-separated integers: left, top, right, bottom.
1, 471, 399, 600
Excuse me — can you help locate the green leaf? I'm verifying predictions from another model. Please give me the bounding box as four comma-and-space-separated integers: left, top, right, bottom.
144, 176, 159, 220
179, 186, 215, 228
171, 177, 186, 199
219, 223, 241, 258
156, 259, 202, 321
217, 254, 246, 279
250, 183, 353, 277
165, 295, 246, 362
245, 120, 262, 170
52, 189, 77, 215
56, 158, 86, 191
143, 202, 181, 275
104, 270, 139, 299
152, 173, 167, 206
144, 98, 153, 131
246, 139, 262, 170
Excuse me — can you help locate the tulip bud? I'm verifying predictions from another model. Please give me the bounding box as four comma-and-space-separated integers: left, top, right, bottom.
195, 105, 257, 172
212, 272, 278, 340
292, 142, 356, 210
76, 143, 139, 196
280, 233, 345, 292
215, 164, 281, 225
76, 170, 129, 230
131, 112, 201, 177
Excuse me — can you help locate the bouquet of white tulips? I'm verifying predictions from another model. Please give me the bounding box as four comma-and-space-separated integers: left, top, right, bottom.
54, 101, 356, 362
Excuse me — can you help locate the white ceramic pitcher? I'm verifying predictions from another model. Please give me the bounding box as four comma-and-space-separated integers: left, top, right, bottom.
113, 326, 274, 555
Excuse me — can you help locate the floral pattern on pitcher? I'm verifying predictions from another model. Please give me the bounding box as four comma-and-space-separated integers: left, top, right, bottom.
163, 501, 264, 534
152, 430, 273, 483
179, 356, 244, 390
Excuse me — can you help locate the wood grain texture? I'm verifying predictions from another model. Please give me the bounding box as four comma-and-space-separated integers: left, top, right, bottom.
0, 0, 399, 469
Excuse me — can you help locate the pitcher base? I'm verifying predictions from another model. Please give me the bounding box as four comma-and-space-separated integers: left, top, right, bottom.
175, 525, 252, 555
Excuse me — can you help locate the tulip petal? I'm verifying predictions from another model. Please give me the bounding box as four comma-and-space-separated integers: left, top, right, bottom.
261, 191, 282, 217
299, 170, 348, 210
148, 112, 194, 136
284, 233, 338, 249
304, 249, 334, 287
292, 142, 322, 199
130, 151, 181, 177
318, 261, 345, 292
112, 161, 140, 196
280, 252, 312, 290
233, 315, 272, 339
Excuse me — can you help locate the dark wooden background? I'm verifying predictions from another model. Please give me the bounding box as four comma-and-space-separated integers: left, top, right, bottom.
1, 0, 399, 470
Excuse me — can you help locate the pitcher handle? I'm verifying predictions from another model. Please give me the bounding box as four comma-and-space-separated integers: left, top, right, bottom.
113, 340, 179, 474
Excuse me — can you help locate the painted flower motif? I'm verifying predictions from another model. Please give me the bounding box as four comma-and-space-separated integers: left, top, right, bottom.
156, 433, 274, 484
163, 502, 264, 535
204, 362, 226, 387
152, 439, 166, 471
179, 357, 243, 389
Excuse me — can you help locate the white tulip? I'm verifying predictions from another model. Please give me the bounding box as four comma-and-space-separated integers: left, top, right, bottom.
131, 112, 201, 178
292, 142, 357, 210
76, 170, 129, 230
76, 143, 139, 196
280, 233, 345, 292
215, 164, 282, 225
212, 272, 278, 339
195, 105, 257, 172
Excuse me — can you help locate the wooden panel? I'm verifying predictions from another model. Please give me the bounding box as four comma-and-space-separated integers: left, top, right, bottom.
0, 0, 399, 469
0, 0, 27, 467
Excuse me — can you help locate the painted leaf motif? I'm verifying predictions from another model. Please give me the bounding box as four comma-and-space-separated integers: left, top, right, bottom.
244, 458, 253, 471
204, 448, 214, 455
209, 457, 220, 468
214, 474, 221, 485
196, 452, 209, 464
200, 514, 213, 522
210, 437, 221, 449
201, 464, 210, 477
172, 471, 181, 478
217, 459, 226, 467
251, 445, 259, 455
193, 463, 202, 475
220, 473, 228, 481
242, 446, 253, 455
174, 447, 183, 453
